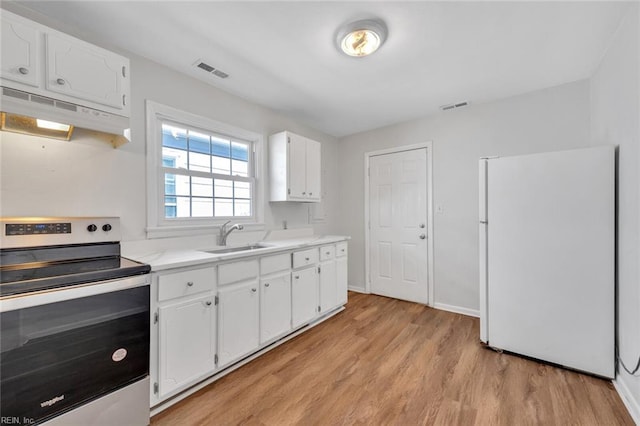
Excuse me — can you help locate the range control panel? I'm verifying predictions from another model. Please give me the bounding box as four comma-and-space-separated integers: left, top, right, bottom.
5, 222, 72, 236
0, 217, 120, 249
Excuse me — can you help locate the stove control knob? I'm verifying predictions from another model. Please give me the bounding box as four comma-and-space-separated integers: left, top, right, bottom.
87, 224, 98, 232
102, 224, 112, 232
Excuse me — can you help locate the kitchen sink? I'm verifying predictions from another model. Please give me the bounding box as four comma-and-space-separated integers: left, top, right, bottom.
206, 243, 272, 254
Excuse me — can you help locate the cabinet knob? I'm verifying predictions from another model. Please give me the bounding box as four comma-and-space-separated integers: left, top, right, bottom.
205, 301, 212, 306
419, 234, 426, 240
294, 275, 300, 280
302, 192, 306, 195
326, 251, 330, 255
187, 281, 194, 287
18, 67, 29, 75
56, 78, 66, 85
265, 283, 270, 287
305, 257, 310, 261
251, 288, 257, 293
309, 192, 313, 196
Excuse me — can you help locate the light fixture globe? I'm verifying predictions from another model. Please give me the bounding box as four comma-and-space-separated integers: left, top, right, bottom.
337, 19, 387, 57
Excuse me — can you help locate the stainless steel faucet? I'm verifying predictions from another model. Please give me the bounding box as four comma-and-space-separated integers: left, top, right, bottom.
218, 220, 244, 246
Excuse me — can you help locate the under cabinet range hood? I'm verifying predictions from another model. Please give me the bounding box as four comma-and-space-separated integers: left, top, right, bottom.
1, 87, 130, 143
1, 9, 131, 146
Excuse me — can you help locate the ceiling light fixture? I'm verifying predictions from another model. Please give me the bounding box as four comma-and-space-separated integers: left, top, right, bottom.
337, 19, 387, 58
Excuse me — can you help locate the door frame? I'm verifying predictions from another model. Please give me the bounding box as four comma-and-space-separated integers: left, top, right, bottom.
364, 142, 435, 306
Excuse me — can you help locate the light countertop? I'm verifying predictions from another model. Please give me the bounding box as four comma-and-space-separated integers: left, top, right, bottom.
125, 235, 349, 271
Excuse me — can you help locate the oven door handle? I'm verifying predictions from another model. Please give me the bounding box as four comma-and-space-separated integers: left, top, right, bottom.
0, 274, 150, 312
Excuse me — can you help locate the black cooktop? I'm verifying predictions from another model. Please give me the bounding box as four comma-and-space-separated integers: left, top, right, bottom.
0, 243, 150, 297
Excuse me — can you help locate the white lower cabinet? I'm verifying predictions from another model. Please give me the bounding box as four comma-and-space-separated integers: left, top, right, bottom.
260, 273, 292, 344
151, 240, 348, 408
292, 266, 319, 328
336, 256, 348, 305
158, 293, 216, 399
217, 280, 260, 367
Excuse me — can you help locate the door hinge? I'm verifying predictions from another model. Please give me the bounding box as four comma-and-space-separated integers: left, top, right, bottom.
288, 188, 291, 195
318, 266, 321, 274
215, 354, 218, 365
318, 305, 321, 313
287, 137, 290, 144
215, 295, 219, 305
154, 311, 158, 324
122, 66, 127, 77
153, 382, 158, 394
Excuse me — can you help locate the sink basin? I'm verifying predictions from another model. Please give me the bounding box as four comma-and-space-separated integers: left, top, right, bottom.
206, 243, 272, 254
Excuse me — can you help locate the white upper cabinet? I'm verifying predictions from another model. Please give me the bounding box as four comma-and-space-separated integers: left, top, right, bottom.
269, 131, 322, 203
1, 14, 40, 87
45, 33, 128, 111
0, 10, 130, 117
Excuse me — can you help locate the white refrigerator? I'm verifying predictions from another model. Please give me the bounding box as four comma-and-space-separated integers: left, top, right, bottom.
479, 146, 615, 378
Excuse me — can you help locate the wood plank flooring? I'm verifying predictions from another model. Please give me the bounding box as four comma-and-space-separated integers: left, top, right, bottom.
151, 292, 634, 425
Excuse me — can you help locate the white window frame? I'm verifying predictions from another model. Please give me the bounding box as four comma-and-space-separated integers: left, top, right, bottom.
146, 100, 264, 239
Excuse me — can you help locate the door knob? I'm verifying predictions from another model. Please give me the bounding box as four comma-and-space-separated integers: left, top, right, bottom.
419, 234, 426, 239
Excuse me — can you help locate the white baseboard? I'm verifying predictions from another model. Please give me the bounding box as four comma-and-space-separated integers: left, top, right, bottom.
613, 375, 640, 425
433, 302, 480, 318
347, 285, 367, 294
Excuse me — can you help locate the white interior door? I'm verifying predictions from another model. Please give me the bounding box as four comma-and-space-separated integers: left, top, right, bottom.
369, 148, 428, 304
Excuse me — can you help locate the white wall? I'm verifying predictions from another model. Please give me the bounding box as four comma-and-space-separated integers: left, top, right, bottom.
0, 48, 340, 245
590, 3, 640, 420
338, 80, 591, 311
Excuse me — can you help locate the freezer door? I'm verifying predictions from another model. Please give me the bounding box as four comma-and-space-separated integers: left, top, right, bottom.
486, 146, 615, 378
478, 159, 489, 343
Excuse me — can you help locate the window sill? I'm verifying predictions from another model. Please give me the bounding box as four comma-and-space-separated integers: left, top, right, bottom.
146, 223, 266, 239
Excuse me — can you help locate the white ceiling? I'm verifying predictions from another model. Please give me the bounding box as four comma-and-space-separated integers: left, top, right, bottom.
8, 1, 631, 137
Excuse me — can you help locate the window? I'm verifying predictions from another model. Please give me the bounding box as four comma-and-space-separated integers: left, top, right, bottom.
161, 123, 253, 219
146, 101, 263, 237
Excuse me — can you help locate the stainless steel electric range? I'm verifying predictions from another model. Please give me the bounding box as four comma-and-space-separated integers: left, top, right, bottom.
0, 217, 151, 426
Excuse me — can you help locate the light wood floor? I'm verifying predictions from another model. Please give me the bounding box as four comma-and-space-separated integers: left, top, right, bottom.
151, 292, 634, 425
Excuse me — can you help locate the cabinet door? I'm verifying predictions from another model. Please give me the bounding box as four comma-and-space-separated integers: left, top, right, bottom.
260, 273, 292, 344
1, 14, 40, 87
336, 256, 348, 305
288, 133, 307, 199
45, 33, 128, 111
319, 260, 337, 314
292, 266, 318, 328
306, 139, 322, 201
158, 294, 216, 398
218, 280, 260, 367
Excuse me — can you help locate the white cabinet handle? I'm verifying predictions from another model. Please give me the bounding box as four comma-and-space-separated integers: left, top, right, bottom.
56, 78, 66, 85
251, 288, 257, 293
265, 283, 270, 287
187, 281, 194, 287
18, 67, 29, 75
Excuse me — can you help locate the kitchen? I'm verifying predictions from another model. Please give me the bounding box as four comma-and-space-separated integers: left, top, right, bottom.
0, 1, 639, 425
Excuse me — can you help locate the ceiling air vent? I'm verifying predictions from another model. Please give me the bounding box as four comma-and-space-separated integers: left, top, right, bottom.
194, 59, 229, 79
440, 101, 469, 111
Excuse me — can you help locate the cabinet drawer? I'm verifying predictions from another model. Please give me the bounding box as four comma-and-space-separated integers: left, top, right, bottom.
158, 266, 216, 301
260, 253, 290, 275
319, 245, 335, 261
292, 248, 318, 269
219, 259, 259, 285
336, 242, 348, 257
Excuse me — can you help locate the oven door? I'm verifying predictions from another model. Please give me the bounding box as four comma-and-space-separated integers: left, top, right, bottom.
0, 275, 150, 426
